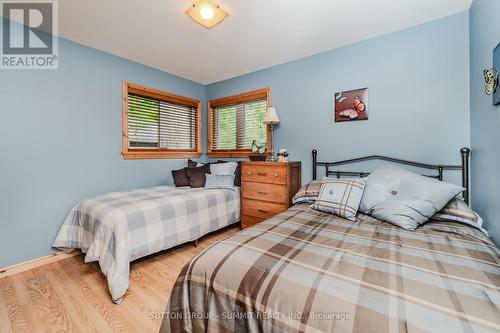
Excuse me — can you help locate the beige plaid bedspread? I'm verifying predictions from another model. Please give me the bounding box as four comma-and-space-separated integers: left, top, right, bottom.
160, 203, 500, 333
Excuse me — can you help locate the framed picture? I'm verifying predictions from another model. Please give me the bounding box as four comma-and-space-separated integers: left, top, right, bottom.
334, 88, 368, 122
494, 42, 500, 106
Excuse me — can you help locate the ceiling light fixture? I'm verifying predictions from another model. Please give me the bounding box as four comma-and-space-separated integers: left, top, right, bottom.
186, 0, 228, 29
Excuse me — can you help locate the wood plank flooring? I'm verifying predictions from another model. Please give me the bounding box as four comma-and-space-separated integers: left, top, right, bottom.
0, 225, 239, 333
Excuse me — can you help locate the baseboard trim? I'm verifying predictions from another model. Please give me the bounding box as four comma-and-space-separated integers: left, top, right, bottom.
0, 251, 81, 279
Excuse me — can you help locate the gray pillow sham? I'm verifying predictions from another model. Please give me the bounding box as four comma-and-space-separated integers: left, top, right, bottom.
360, 167, 464, 230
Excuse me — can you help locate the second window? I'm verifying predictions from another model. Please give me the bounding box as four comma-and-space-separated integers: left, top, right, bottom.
208, 88, 271, 157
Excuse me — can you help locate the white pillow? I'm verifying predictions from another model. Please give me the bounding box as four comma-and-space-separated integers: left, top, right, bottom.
204, 174, 236, 190
210, 162, 238, 176
360, 167, 464, 230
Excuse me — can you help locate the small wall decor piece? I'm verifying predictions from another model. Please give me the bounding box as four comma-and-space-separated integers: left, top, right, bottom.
334, 88, 368, 122
493, 42, 500, 105
484, 68, 498, 95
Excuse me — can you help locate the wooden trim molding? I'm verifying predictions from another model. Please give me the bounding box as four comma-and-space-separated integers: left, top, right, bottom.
206, 151, 255, 158
123, 151, 202, 160
125, 81, 200, 107
208, 87, 272, 158
209, 88, 269, 108
122, 82, 203, 160
0, 251, 81, 279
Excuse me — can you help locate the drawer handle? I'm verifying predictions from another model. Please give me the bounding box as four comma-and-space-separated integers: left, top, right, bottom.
258, 191, 268, 195
247, 171, 252, 175
274, 174, 279, 177
258, 209, 269, 213
257, 172, 268, 176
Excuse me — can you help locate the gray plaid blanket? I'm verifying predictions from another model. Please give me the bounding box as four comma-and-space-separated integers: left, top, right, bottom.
161, 203, 500, 333
52, 186, 240, 303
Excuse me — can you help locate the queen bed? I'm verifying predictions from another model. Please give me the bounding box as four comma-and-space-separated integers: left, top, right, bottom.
160, 148, 500, 333
52, 185, 240, 304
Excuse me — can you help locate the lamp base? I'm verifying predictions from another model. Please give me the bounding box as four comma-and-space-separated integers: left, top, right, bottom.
266, 124, 276, 162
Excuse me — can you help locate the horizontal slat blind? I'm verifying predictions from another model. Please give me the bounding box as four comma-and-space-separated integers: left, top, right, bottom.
128, 93, 197, 150
213, 98, 267, 150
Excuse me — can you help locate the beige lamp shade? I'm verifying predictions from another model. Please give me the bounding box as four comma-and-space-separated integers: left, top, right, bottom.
263, 107, 280, 124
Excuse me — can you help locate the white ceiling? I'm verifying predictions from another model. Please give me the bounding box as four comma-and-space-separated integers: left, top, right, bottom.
53, 0, 473, 84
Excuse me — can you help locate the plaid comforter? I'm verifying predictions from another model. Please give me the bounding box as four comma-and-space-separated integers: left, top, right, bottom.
161, 203, 500, 333
52, 186, 240, 303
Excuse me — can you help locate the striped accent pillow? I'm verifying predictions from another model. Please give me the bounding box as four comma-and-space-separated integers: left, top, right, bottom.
432, 197, 487, 234
311, 178, 367, 221
292, 180, 322, 204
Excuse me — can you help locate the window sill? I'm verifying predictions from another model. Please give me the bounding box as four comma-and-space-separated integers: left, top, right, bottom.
207, 151, 264, 158
122, 151, 202, 160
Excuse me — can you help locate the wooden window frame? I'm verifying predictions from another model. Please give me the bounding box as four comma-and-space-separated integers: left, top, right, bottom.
207, 87, 271, 158
122, 81, 202, 160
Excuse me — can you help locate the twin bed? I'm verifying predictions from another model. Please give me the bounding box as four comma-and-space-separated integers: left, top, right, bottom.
52, 186, 240, 303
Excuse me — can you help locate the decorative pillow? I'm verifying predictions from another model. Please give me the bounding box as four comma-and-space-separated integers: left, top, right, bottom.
292, 180, 322, 204
172, 168, 190, 187
218, 160, 242, 187
360, 167, 465, 230
204, 174, 236, 190
185, 164, 211, 188
311, 178, 366, 221
432, 197, 486, 233
210, 162, 238, 176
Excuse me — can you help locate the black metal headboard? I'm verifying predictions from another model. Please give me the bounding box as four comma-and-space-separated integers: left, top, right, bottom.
312, 148, 471, 204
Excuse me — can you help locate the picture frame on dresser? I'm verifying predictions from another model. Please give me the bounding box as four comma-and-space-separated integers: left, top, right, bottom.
240, 161, 301, 229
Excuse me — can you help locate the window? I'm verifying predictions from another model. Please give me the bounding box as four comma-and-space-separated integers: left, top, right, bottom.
122, 82, 202, 159
208, 88, 271, 157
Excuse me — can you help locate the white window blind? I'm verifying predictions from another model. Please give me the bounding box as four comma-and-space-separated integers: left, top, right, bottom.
212, 98, 267, 150
127, 93, 197, 150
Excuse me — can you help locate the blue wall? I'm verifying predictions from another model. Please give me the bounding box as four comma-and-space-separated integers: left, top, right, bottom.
469, 0, 500, 245
0, 18, 206, 267
207, 12, 471, 187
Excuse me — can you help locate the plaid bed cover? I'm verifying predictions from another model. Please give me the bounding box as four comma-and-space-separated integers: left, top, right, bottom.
161, 203, 500, 333
52, 186, 240, 303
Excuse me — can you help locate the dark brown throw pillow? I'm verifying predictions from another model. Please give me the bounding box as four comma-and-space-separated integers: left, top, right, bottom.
185, 164, 211, 188
172, 168, 190, 187
187, 159, 198, 168
218, 160, 242, 186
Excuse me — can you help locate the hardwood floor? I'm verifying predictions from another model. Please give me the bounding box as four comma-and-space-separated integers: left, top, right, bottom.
0, 225, 239, 333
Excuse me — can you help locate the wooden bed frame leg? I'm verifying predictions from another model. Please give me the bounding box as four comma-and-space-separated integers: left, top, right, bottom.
194, 239, 199, 248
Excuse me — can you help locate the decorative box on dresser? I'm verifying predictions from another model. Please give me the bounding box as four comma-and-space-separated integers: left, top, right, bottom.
241, 161, 302, 229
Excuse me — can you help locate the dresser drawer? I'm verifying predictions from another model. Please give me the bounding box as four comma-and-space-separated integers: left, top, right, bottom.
242, 182, 287, 204
242, 199, 287, 220
242, 165, 287, 185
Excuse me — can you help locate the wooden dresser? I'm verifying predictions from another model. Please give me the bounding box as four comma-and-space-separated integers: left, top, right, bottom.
241, 161, 301, 229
